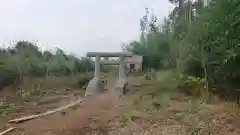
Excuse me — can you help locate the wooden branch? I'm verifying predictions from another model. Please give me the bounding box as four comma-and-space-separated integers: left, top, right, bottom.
8, 98, 85, 124
0, 127, 16, 135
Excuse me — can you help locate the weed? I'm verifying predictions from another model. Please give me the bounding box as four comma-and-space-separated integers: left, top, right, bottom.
0, 100, 18, 116
16, 86, 44, 102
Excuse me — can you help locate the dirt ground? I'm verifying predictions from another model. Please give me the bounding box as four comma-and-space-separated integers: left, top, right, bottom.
0, 72, 240, 135
0, 74, 118, 135
6, 91, 120, 135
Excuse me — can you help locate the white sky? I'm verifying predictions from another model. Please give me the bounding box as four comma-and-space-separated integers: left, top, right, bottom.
0, 0, 173, 56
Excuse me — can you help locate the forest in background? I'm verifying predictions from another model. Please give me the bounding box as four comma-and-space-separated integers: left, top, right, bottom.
123, 0, 240, 101
0, 41, 116, 91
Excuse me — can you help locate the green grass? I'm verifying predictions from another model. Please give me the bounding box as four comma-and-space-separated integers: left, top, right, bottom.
0, 100, 19, 117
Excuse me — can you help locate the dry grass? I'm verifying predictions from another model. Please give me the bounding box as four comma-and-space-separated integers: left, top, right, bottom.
57, 70, 240, 135
1, 71, 239, 135
113, 70, 240, 135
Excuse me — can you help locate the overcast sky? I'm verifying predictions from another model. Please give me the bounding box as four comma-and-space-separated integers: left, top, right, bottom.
0, 0, 173, 56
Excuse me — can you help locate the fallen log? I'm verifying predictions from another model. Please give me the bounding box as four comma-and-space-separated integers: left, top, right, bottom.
0, 127, 16, 135
8, 98, 85, 124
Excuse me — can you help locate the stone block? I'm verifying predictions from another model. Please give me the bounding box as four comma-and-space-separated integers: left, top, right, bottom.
115, 78, 128, 95
85, 78, 104, 97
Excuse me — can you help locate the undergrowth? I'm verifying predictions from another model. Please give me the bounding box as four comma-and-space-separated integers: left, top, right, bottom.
110, 70, 240, 135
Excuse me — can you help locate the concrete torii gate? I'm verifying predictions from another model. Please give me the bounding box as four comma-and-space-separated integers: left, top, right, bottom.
85, 52, 132, 97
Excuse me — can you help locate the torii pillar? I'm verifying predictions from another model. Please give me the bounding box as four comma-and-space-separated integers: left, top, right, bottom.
85, 52, 132, 97
100, 59, 132, 94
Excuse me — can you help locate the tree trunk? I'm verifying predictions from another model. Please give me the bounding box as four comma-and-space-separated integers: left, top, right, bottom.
200, 40, 210, 103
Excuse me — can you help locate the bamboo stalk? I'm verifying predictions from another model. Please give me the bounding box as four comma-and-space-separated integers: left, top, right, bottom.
0, 127, 16, 135
8, 98, 85, 124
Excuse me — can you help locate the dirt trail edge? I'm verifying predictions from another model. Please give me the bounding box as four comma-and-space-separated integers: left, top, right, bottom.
8, 98, 85, 124
4, 91, 121, 135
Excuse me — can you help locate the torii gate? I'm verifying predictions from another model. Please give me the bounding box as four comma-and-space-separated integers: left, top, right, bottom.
85, 52, 132, 97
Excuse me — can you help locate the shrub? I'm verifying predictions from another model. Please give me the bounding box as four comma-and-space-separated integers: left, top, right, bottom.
29, 63, 46, 77
180, 75, 206, 98
76, 72, 93, 88
17, 86, 44, 102
0, 68, 20, 90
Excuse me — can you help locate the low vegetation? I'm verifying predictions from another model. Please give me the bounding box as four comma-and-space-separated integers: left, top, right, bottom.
121, 71, 240, 135
57, 70, 240, 135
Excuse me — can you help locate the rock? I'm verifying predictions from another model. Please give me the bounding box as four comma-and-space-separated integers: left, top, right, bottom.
65, 88, 71, 91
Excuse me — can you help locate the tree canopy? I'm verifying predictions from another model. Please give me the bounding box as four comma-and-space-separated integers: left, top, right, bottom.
0, 41, 94, 89
124, 0, 240, 99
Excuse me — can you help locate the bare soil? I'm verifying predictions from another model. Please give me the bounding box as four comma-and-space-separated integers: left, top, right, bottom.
0, 73, 240, 135
0, 74, 117, 135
